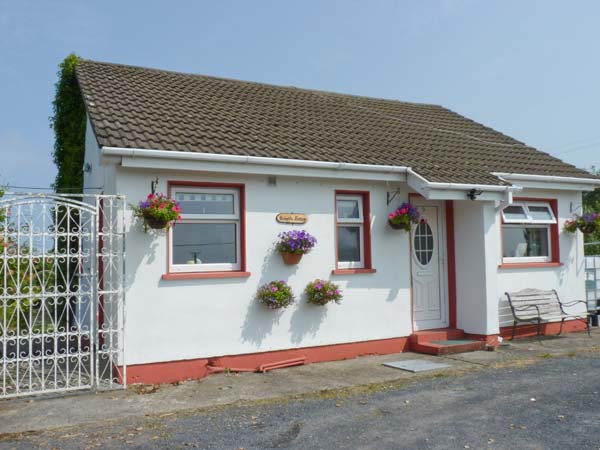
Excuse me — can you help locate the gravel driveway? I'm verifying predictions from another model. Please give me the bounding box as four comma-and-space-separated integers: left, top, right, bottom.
1, 353, 599, 450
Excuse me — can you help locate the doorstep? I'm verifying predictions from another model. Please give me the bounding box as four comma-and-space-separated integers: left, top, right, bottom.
410, 328, 487, 356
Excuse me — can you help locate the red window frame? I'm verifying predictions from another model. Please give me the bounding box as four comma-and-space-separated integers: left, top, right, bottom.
332, 190, 375, 275
162, 181, 250, 280
498, 197, 561, 269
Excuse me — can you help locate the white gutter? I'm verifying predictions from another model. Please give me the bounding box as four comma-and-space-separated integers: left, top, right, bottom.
492, 172, 600, 186
101, 146, 519, 194
101, 146, 410, 174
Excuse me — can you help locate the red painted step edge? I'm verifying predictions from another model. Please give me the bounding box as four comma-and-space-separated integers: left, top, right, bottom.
410, 328, 466, 345
412, 340, 486, 356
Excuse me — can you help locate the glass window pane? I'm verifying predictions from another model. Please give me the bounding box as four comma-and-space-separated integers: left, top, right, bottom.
337, 226, 361, 262
502, 226, 549, 258
175, 192, 235, 215
413, 222, 434, 265
172, 223, 237, 264
529, 205, 553, 221
503, 205, 528, 221
337, 199, 360, 219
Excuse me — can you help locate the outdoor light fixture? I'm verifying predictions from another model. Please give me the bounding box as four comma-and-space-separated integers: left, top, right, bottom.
467, 188, 483, 201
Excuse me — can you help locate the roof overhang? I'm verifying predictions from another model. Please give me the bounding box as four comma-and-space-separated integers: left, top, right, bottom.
101, 146, 520, 201
492, 172, 600, 192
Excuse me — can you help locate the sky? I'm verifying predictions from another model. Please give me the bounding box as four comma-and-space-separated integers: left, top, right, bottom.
1, 0, 599, 190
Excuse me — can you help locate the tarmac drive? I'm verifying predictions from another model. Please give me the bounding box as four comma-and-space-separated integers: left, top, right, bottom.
1, 353, 599, 450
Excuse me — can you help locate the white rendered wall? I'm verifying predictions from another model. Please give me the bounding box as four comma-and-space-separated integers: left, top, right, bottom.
497, 189, 587, 327
453, 200, 499, 335
116, 168, 414, 365
83, 119, 116, 195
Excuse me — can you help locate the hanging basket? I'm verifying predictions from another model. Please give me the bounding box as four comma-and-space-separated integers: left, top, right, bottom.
142, 213, 171, 230
281, 252, 303, 265
578, 223, 597, 235
388, 220, 410, 231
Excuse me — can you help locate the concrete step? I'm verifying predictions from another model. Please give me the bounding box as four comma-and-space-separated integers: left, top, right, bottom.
412, 339, 487, 356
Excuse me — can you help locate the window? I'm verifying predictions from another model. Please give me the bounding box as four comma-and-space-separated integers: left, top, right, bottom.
335, 192, 372, 270
413, 221, 434, 266
169, 186, 242, 273
501, 201, 557, 264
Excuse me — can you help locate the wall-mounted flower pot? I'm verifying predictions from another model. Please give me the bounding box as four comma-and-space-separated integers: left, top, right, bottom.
281, 252, 303, 265
143, 214, 170, 230
579, 224, 597, 234
388, 220, 410, 231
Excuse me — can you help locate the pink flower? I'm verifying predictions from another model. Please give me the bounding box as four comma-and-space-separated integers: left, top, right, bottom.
326, 290, 333, 296
335, 289, 341, 295
315, 283, 323, 291
399, 208, 407, 215
389, 212, 396, 219
147, 193, 154, 200
271, 286, 278, 293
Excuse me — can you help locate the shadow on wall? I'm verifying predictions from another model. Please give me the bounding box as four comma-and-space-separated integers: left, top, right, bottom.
240, 245, 300, 346
289, 301, 328, 344
124, 217, 159, 294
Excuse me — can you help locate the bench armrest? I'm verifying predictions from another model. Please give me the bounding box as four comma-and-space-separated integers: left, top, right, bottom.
560, 300, 586, 307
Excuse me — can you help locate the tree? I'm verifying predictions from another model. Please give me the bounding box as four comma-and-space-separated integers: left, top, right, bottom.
50, 53, 86, 193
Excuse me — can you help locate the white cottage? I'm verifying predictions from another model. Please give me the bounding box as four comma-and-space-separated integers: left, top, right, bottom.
76, 60, 599, 384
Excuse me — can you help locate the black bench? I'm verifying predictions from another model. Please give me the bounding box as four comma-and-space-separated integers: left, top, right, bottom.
505, 288, 591, 340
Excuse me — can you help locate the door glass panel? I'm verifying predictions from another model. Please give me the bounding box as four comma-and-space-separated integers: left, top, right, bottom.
414, 222, 434, 266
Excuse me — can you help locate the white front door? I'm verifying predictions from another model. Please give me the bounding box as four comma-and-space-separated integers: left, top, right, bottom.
411, 203, 448, 330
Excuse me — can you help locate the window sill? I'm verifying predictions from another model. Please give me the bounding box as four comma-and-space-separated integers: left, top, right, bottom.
331, 268, 377, 275
498, 262, 562, 269
162, 271, 251, 280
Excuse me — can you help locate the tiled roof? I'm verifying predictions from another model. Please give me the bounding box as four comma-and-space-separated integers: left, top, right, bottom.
76, 59, 594, 186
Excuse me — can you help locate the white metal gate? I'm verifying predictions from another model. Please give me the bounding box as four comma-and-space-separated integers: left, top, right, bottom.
585, 242, 600, 314
0, 193, 126, 398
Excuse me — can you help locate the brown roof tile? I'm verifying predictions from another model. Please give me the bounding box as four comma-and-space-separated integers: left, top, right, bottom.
76, 60, 594, 186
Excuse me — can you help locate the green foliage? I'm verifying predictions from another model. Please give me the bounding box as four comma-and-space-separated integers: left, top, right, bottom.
583, 166, 600, 255
305, 279, 343, 305
50, 53, 86, 193
0, 228, 58, 333
256, 280, 295, 309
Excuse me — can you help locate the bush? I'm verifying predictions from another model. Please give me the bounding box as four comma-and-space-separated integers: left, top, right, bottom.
305, 279, 343, 305
256, 280, 295, 309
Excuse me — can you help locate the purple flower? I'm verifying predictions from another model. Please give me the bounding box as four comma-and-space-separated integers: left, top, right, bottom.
271, 286, 278, 292
335, 289, 341, 295
315, 283, 323, 291
326, 290, 333, 296
276, 230, 317, 254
